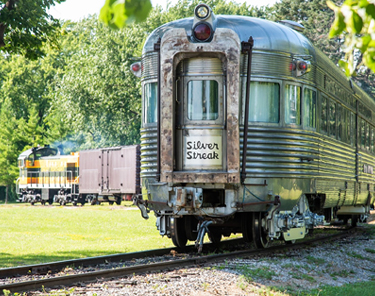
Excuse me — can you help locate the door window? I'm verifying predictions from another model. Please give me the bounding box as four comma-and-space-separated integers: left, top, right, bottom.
187, 80, 219, 120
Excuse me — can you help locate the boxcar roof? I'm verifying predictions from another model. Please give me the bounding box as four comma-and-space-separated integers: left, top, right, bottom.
143, 15, 316, 59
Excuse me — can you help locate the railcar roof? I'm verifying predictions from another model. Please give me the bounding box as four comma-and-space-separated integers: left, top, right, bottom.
143, 15, 315, 59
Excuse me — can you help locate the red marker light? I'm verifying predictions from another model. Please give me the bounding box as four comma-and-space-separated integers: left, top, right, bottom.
298, 61, 307, 70
193, 23, 212, 41
289, 62, 296, 71
130, 62, 141, 78
132, 63, 140, 72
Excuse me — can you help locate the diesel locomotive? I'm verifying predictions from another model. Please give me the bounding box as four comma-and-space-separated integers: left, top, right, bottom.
132, 4, 375, 250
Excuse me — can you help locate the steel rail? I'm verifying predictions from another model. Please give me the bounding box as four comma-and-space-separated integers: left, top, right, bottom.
0, 238, 244, 279
0, 229, 355, 295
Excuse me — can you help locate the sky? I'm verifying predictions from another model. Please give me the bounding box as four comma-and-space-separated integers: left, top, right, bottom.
48, 0, 279, 22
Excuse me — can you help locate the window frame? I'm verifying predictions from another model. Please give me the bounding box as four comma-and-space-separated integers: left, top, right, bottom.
284, 83, 302, 126
241, 78, 282, 126
183, 75, 225, 126
142, 80, 158, 127
302, 86, 317, 131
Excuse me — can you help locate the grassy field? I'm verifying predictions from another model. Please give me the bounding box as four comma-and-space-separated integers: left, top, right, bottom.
0, 202, 174, 268
1, 203, 375, 296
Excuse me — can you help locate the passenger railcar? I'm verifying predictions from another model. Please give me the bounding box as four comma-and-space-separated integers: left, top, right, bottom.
132, 4, 375, 250
16, 145, 140, 206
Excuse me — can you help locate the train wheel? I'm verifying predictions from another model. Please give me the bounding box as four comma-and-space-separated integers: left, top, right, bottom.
41, 201, 46, 206
241, 213, 252, 242
252, 212, 269, 249
171, 217, 187, 249
208, 230, 222, 244
184, 216, 198, 241
351, 215, 358, 227
109, 201, 114, 205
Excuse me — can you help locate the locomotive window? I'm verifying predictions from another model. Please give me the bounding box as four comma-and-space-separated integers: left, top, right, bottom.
329, 100, 336, 138
320, 96, 327, 134
187, 80, 218, 120
144, 82, 158, 124
285, 85, 301, 125
303, 88, 316, 128
247, 82, 279, 123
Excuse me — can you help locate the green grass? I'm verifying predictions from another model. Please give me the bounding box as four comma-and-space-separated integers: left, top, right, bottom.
280, 280, 375, 296
0, 203, 175, 268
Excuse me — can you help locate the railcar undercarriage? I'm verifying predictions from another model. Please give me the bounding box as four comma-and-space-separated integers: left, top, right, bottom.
136, 194, 329, 251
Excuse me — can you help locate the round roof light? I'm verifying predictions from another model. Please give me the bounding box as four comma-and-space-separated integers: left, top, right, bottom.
193, 23, 212, 42
195, 4, 210, 19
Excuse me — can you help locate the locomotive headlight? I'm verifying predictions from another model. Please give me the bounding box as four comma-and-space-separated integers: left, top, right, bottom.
195, 4, 210, 20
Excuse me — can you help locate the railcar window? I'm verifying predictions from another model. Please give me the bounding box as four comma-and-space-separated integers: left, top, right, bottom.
285, 85, 301, 125
303, 88, 316, 128
337, 104, 342, 141
361, 119, 366, 149
350, 112, 355, 146
320, 96, 327, 134
144, 82, 158, 124
371, 127, 374, 153
366, 122, 370, 151
342, 108, 349, 144
329, 100, 336, 138
187, 80, 218, 120
247, 82, 279, 123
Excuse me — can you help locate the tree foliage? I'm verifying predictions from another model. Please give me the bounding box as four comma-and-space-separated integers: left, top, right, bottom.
328, 0, 375, 76
0, 0, 66, 59
273, 0, 343, 64
99, 0, 152, 29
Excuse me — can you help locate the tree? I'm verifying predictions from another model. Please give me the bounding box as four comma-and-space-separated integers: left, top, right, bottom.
273, 0, 343, 64
49, 17, 143, 148
0, 0, 66, 59
328, 0, 375, 75
100, 0, 152, 29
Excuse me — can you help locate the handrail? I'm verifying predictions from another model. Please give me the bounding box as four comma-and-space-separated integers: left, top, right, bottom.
241, 36, 254, 184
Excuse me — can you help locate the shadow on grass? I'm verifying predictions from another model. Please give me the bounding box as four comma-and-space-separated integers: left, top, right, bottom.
0, 250, 129, 268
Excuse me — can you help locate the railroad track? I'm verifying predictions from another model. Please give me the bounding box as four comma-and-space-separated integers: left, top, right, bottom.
0, 227, 357, 295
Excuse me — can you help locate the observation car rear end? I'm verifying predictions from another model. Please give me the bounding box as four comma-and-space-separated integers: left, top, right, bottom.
133, 4, 375, 250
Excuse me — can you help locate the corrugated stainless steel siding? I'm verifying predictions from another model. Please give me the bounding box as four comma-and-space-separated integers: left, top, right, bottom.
241, 127, 356, 180
142, 53, 158, 80
241, 52, 316, 82
357, 152, 375, 183
318, 136, 356, 180
140, 126, 158, 178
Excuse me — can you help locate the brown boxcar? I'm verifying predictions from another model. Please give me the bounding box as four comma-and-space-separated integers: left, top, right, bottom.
79, 145, 140, 205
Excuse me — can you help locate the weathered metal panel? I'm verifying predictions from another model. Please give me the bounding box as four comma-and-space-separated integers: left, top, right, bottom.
107, 146, 140, 195
159, 28, 241, 184
79, 149, 102, 194
79, 146, 140, 195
